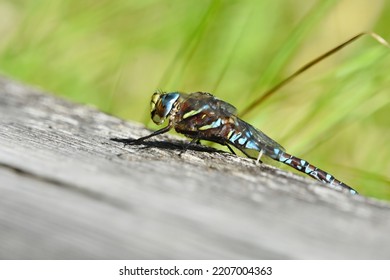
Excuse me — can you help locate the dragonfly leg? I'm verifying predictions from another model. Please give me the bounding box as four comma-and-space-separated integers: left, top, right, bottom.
233, 146, 263, 163
225, 144, 236, 155
178, 137, 201, 155
256, 149, 264, 165
110, 124, 172, 146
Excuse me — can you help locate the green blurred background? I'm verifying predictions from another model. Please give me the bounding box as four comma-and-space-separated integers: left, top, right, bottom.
0, 0, 389, 200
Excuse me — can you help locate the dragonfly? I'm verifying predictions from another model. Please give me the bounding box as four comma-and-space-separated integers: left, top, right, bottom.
111, 33, 389, 195
112, 90, 358, 195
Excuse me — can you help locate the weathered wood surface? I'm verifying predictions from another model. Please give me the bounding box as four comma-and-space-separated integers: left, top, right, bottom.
1, 77, 390, 259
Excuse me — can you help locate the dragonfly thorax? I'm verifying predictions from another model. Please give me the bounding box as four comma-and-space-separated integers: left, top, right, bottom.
150, 91, 180, 125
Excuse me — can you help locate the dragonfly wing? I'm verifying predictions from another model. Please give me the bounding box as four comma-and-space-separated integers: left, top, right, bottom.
214, 97, 237, 115
185, 92, 237, 116
235, 118, 285, 157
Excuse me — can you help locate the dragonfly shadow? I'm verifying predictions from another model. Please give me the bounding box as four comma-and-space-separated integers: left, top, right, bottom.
110, 137, 219, 154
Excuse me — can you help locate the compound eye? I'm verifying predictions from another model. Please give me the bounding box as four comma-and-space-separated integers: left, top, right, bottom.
149, 91, 180, 125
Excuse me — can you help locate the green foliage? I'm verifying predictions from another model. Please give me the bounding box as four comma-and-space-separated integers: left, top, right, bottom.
1, 0, 389, 200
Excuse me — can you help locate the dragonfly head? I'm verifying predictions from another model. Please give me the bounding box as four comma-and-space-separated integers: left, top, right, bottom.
150, 91, 180, 125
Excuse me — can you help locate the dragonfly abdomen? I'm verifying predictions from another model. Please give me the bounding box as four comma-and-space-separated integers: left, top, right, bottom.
275, 150, 357, 194
227, 128, 260, 151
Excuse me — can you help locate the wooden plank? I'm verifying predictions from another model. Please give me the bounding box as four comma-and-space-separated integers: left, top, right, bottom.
0, 77, 390, 259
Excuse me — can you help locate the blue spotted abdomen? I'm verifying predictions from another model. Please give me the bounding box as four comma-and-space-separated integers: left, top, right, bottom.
227, 123, 357, 194
275, 150, 357, 194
